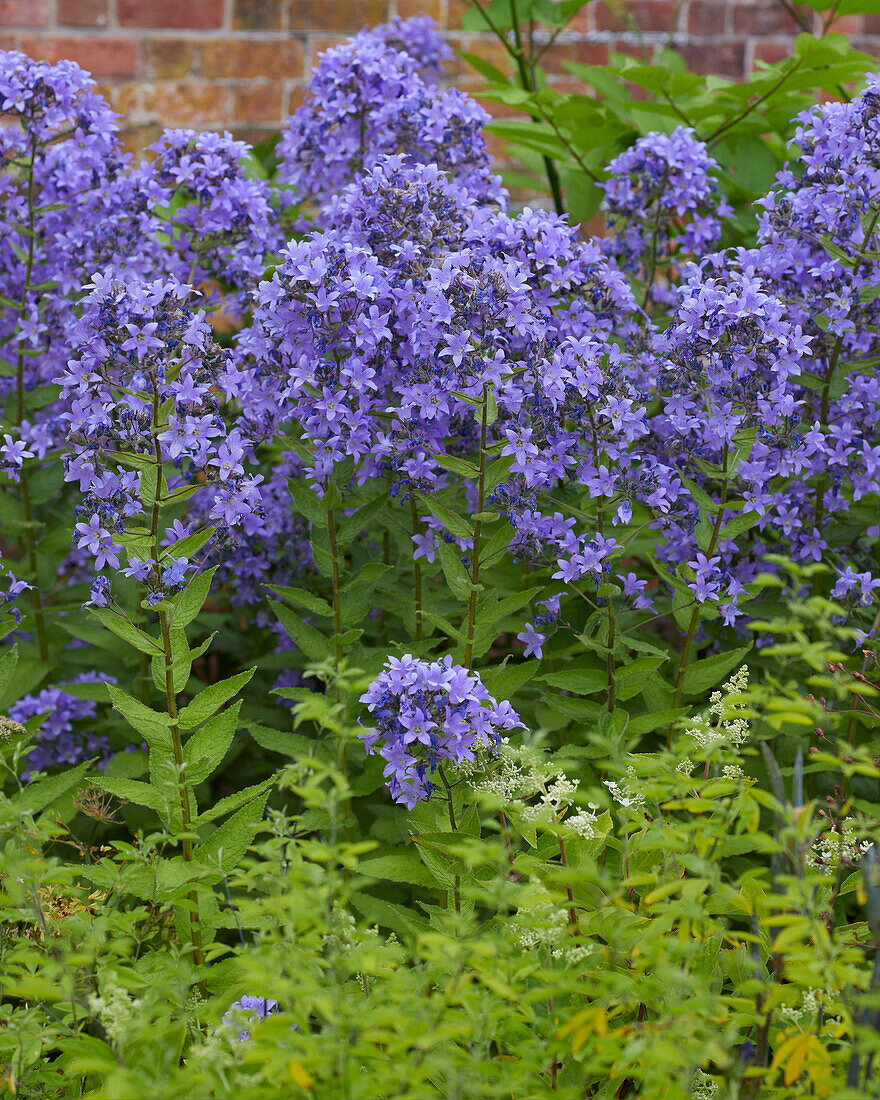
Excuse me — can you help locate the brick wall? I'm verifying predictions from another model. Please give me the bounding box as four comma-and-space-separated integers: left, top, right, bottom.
0, 0, 877, 151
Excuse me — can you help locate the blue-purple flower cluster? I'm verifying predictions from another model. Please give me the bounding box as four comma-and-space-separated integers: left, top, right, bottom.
360, 655, 525, 808
278, 17, 503, 211
10, 673, 115, 777
57, 274, 262, 606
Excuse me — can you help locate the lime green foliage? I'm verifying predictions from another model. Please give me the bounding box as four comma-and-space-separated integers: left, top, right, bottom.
1, 584, 879, 1098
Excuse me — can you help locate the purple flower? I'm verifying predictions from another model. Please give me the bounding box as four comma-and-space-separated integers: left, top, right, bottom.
360, 655, 526, 808
516, 622, 546, 659
221, 996, 280, 1042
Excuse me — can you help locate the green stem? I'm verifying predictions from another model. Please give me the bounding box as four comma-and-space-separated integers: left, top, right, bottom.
469, 0, 566, 212
159, 605, 203, 969
464, 386, 489, 671
327, 508, 344, 699
148, 376, 202, 969
410, 496, 423, 642
327, 508, 350, 815
668, 447, 730, 745
439, 765, 461, 915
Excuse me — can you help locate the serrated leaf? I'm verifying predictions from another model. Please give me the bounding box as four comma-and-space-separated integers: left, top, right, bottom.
198, 786, 270, 871
680, 646, 752, 697
272, 602, 330, 660
172, 566, 218, 628
177, 669, 254, 730
183, 701, 241, 785
19, 759, 93, 814
88, 776, 164, 813
268, 584, 333, 617
416, 493, 473, 541
193, 777, 275, 826
538, 668, 607, 695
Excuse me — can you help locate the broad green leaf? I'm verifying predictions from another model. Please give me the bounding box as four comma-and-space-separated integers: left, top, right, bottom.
272, 601, 331, 660
199, 786, 271, 872
416, 493, 473, 541
680, 645, 752, 697
19, 759, 93, 814
194, 777, 275, 825
268, 584, 333, 618
88, 776, 165, 813
177, 668, 255, 730
172, 566, 218, 628
538, 668, 607, 695
183, 700, 241, 785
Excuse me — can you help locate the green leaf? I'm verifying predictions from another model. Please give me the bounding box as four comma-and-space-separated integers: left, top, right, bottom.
433, 451, 480, 478
0, 644, 19, 701
271, 602, 330, 661
183, 701, 241, 785
416, 493, 473, 541
88, 776, 165, 813
268, 584, 334, 618
177, 668, 255, 730
248, 723, 320, 759
172, 566, 218, 628
107, 684, 173, 733
358, 852, 438, 889
483, 659, 539, 700
19, 759, 93, 814
194, 777, 275, 825
337, 494, 387, 543
680, 646, 752, 697
199, 786, 271, 871
719, 511, 760, 541
163, 526, 214, 561
538, 668, 607, 695
151, 622, 191, 696
437, 540, 472, 601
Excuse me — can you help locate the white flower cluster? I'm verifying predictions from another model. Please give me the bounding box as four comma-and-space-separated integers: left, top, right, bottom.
778, 987, 843, 1034
515, 884, 569, 950
690, 1070, 718, 1099
88, 975, 137, 1048
685, 665, 750, 749
463, 740, 599, 835
551, 942, 596, 965
459, 739, 557, 802
604, 765, 646, 812
807, 820, 875, 874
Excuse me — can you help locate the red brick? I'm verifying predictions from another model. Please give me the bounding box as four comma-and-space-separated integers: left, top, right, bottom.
681, 40, 745, 78
594, 1, 679, 33
732, 1, 802, 36
117, 80, 230, 126
289, 0, 388, 32
19, 35, 138, 78
689, 1, 730, 36
0, 0, 49, 27
827, 13, 863, 35
201, 39, 304, 80
541, 40, 609, 74
751, 39, 795, 68
58, 0, 108, 27
287, 81, 305, 108
233, 0, 283, 29
231, 124, 279, 150
117, 0, 223, 30
864, 15, 880, 33
233, 82, 283, 122
397, 0, 441, 19
140, 39, 196, 80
